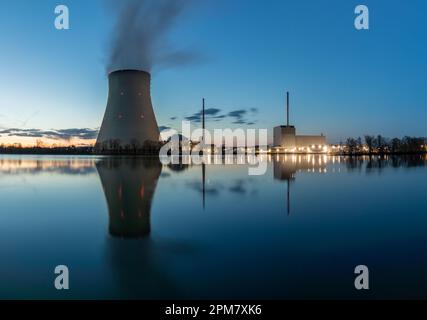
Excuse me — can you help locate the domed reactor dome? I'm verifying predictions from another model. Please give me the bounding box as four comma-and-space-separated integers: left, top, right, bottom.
96, 70, 160, 151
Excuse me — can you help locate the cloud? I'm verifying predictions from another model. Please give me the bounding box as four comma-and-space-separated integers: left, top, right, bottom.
229, 180, 247, 194
0, 128, 99, 141
228, 109, 247, 120
205, 108, 221, 116
183, 107, 258, 126
186, 180, 220, 195
159, 125, 172, 131
184, 115, 202, 122
54, 128, 99, 140
184, 108, 222, 123
227, 109, 258, 125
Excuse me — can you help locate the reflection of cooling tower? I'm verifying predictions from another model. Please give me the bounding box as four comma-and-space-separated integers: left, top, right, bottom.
96, 157, 162, 238
96, 70, 160, 150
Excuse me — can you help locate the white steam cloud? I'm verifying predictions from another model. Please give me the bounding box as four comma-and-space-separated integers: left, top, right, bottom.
106, 0, 199, 73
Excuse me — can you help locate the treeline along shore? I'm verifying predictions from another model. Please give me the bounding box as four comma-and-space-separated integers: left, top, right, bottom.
338, 135, 426, 155
0, 135, 426, 156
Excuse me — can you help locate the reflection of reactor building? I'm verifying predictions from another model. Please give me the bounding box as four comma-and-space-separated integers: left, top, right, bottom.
273, 154, 327, 179
96, 70, 160, 150
96, 157, 162, 238
273, 154, 327, 214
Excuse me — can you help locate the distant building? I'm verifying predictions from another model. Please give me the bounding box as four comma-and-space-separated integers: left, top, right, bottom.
273, 125, 326, 151
273, 92, 326, 153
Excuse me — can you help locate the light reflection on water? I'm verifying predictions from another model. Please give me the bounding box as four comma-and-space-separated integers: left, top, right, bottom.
0, 154, 426, 299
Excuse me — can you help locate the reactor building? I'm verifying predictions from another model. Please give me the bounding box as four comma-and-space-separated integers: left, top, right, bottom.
96, 70, 160, 151
273, 92, 326, 153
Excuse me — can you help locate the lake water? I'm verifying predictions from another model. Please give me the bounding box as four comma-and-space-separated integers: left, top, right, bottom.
0, 154, 426, 299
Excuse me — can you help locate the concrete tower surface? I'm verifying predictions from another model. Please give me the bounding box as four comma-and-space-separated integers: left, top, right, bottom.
96, 70, 160, 150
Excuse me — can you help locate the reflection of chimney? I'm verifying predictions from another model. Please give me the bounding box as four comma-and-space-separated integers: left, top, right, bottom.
273, 154, 327, 216
96, 70, 160, 150
202, 163, 206, 210
286, 91, 290, 126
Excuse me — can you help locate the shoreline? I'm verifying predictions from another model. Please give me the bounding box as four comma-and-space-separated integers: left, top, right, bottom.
0, 150, 426, 157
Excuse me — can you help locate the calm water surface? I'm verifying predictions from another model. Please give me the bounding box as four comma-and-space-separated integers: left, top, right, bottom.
0, 154, 426, 299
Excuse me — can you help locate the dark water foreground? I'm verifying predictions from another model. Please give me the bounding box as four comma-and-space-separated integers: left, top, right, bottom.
0, 154, 426, 299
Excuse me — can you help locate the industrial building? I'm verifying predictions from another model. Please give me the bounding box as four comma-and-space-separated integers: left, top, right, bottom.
96, 70, 160, 151
273, 92, 326, 153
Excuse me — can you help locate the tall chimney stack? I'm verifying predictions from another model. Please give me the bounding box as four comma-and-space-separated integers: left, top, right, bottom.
286, 91, 290, 126
202, 98, 205, 144
202, 98, 205, 131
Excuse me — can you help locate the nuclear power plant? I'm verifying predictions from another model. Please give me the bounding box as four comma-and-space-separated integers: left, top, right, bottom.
273, 92, 327, 153
95, 70, 160, 152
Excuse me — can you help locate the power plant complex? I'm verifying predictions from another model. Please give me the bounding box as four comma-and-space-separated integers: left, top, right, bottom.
96, 70, 160, 151
273, 92, 326, 153
94, 70, 326, 155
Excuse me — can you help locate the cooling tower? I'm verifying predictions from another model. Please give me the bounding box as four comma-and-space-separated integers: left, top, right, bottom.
96, 70, 160, 151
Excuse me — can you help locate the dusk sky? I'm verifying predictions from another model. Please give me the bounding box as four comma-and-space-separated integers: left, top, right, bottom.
0, 0, 426, 146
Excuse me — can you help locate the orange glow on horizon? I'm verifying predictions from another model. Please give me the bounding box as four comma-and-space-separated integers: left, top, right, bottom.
0, 136, 96, 148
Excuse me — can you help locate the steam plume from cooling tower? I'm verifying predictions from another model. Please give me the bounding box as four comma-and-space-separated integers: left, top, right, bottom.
106, 0, 198, 73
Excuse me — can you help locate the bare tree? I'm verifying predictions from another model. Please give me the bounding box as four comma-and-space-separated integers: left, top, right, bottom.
346, 138, 358, 154
364, 135, 375, 154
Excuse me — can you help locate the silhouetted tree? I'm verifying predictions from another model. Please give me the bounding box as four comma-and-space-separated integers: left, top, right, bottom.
365, 135, 375, 154
346, 138, 358, 154
390, 138, 401, 153
377, 135, 387, 153
357, 137, 363, 151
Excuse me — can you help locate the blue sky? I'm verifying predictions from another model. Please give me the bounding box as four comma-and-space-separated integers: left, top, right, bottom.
0, 0, 426, 144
